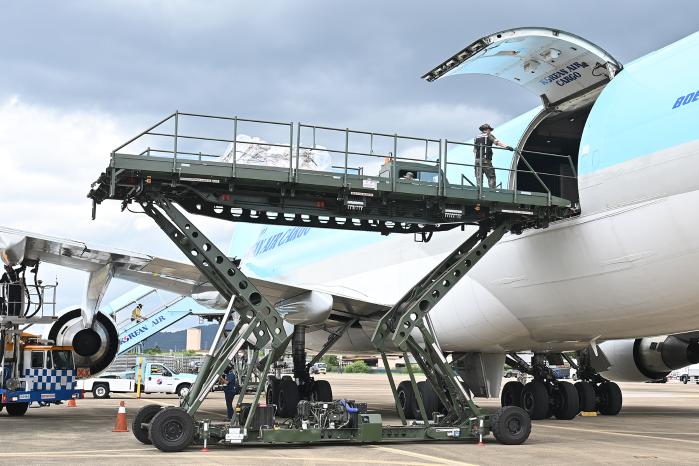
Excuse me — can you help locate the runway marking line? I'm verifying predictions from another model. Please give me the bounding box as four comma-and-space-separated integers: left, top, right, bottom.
538, 424, 699, 445
371, 445, 478, 466
0, 450, 444, 464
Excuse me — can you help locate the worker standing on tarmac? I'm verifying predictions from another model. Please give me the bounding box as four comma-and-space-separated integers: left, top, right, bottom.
131, 303, 144, 322
473, 123, 514, 189
221, 366, 239, 420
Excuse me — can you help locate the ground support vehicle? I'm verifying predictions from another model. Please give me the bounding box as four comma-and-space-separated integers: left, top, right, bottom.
89, 112, 575, 451
1, 274, 83, 416
678, 364, 699, 384
77, 360, 197, 398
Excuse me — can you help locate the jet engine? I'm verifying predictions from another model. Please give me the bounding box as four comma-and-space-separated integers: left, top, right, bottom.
47, 308, 119, 376
592, 336, 699, 382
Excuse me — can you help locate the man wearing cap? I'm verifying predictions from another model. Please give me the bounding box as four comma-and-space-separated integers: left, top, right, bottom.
474, 123, 514, 189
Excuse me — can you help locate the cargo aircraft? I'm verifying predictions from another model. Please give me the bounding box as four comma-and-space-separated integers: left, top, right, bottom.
2, 27, 698, 422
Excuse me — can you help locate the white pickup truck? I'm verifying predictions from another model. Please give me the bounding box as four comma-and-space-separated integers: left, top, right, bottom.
77, 362, 198, 398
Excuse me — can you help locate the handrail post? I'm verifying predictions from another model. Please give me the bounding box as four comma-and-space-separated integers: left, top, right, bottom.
438, 139, 443, 197
232, 117, 238, 178
289, 122, 294, 182
343, 128, 349, 187
172, 111, 179, 175
295, 123, 301, 183
477, 143, 483, 200
444, 140, 449, 194
513, 150, 518, 205
391, 134, 398, 192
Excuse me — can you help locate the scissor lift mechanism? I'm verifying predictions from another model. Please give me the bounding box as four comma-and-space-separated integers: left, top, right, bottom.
88, 112, 574, 451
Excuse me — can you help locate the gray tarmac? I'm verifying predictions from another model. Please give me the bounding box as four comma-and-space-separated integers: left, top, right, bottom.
2, 374, 699, 465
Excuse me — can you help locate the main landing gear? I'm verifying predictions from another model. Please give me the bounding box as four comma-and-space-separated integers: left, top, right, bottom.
266, 325, 337, 417
502, 353, 622, 420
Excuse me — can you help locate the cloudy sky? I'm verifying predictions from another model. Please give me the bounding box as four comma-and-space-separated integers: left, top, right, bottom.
1, 1, 697, 321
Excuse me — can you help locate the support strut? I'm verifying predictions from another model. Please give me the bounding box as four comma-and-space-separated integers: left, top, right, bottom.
373, 218, 511, 423
139, 195, 289, 422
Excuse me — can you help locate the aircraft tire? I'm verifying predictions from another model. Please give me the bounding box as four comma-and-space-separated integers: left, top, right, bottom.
132, 404, 163, 444
501, 381, 524, 408
277, 378, 300, 418
6, 402, 29, 416
553, 381, 580, 420
397, 381, 416, 420
148, 407, 195, 452
414, 381, 440, 421
597, 381, 622, 415
266, 377, 280, 406
491, 406, 531, 445
521, 380, 549, 420
311, 380, 333, 402
574, 381, 596, 412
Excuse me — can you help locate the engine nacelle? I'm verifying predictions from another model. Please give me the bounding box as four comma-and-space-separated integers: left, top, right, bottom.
47, 308, 119, 377
592, 336, 699, 382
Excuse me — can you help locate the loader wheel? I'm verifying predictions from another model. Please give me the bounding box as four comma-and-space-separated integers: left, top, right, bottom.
149, 407, 195, 452
491, 406, 531, 445
132, 404, 163, 444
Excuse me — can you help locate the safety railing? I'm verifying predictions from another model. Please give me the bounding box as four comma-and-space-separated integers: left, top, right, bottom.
0, 281, 57, 320
111, 111, 578, 206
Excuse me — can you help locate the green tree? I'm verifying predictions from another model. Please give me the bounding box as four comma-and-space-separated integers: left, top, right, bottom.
344, 360, 372, 374
321, 355, 338, 366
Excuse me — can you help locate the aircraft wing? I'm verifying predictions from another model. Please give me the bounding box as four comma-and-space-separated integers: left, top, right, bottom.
0, 226, 389, 321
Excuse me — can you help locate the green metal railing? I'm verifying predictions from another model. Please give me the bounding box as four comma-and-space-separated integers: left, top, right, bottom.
111, 111, 578, 206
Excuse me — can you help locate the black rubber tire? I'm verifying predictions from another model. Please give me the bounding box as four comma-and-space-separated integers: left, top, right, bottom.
132, 404, 163, 445
491, 406, 532, 445
501, 381, 524, 408
311, 380, 333, 402
397, 380, 416, 420
521, 380, 549, 420
148, 407, 195, 452
277, 378, 300, 418
6, 402, 29, 416
575, 381, 596, 412
414, 381, 440, 421
176, 383, 191, 398
93, 383, 110, 399
266, 377, 281, 406
554, 381, 580, 420
681, 375, 689, 384
598, 381, 622, 415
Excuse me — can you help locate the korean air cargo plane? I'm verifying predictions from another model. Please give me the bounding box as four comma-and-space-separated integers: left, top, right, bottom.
3, 28, 698, 423
226, 28, 699, 419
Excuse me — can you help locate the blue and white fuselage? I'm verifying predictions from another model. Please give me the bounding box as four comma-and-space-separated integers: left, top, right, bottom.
232, 30, 699, 355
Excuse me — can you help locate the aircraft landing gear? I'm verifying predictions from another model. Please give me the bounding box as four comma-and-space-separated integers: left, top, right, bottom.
504, 354, 580, 420
567, 351, 623, 415
266, 324, 345, 417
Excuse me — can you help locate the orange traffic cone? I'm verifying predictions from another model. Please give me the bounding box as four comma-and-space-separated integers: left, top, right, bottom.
113, 401, 128, 432
67, 397, 77, 407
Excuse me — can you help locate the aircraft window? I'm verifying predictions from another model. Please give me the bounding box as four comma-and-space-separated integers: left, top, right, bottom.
30, 351, 44, 369
51, 350, 73, 370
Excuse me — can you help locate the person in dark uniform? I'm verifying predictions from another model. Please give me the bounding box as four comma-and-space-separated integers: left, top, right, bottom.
221, 366, 239, 420
473, 123, 514, 189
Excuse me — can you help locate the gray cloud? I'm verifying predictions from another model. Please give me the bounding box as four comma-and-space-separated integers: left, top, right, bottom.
0, 1, 697, 317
